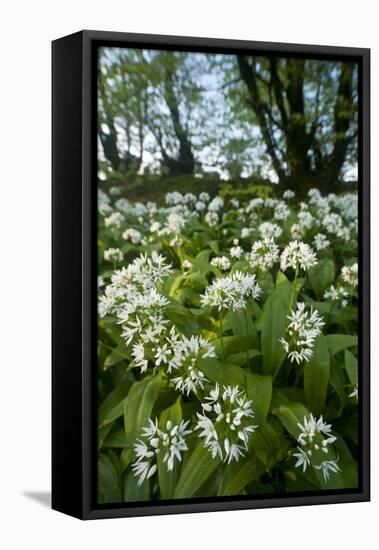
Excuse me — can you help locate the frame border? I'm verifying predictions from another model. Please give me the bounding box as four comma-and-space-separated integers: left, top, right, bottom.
52, 30, 370, 520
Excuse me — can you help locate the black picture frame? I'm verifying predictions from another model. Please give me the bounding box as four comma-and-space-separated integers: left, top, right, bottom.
52, 30, 370, 520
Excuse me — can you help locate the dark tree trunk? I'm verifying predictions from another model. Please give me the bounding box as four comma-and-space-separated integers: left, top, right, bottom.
237, 55, 355, 193
162, 68, 195, 176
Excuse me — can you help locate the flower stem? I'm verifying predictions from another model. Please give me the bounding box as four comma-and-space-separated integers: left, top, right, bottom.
219, 311, 225, 360
289, 264, 299, 313
245, 309, 250, 367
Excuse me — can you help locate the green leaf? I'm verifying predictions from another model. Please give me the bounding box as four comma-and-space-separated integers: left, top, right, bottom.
124, 375, 161, 440
227, 349, 261, 366
157, 398, 183, 499
304, 335, 330, 413
98, 377, 134, 428
246, 372, 272, 425
97, 452, 122, 504
174, 442, 221, 498
345, 349, 358, 385
250, 419, 290, 468
123, 469, 151, 502
260, 293, 286, 375
104, 343, 131, 369
217, 454, 265, 496
308, 258, 335, 298
198, 358, 246, 387
271, 391, 309, 439
325, 334, 358, 356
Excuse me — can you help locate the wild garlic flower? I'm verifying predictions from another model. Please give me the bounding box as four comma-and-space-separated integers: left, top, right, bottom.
280, 240, 318, 272
290, 223, 305, 240
293, 414, 339, 482
104, 211, 124, 228
246, 238, 279, 271
349, 385, 358, 401
119, 289, 170, 346
196, 384, 257, 463
313, 233, 330, 251
122, 227, 142, 244
132, 418, 192, 484
208, 196, 224, 212
298, 210, 314, 230
341, 263, 358, 287
274, 201, 290, 221
166, 212, 186, 234
200, 271, 261, 311
205, 211, 219, 227
241, 227, 252, 239
195, 200, 206, 211
314, 459, 341, 482
324, 285, 349, 308
210, 256, 231, 272
230, 245, 243, 259
259, 221, 283, 239
322, 212, 350, 240
283, 189, 295, 200
104, 247, 124, 263
169, 335, 215, 395
182, 259, 193, 269
280, 302, 324, 364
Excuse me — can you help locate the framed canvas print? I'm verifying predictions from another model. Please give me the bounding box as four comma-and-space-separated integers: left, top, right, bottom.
52, 30, 370, 520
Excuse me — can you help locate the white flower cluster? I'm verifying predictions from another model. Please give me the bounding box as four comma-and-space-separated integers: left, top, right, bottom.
293, 414, 340, 482
132, 418, 192, 484
200, 271, 261, 311
280, 240, 318, 272
259, 221, 283, 239
280, 302, 324, 364
169, 334, 216, 395
341, 263, 358, 287
210, 256, 231, 272
324, 285, 349, 308
103, 247, 124, 263
104, 211, 124, 228
246, 237, 279, 271
196, 384, 257, 463
99, 252, 173, 345
313, 233, 330, 251
122, 227, 142, 244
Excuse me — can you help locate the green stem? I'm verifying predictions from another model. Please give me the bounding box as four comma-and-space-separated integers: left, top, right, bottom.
244, 308, 250, 367
219, 311, 225, 360
289, 264, 299, 313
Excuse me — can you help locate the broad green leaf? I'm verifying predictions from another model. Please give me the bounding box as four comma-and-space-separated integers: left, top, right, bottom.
103, 432, 130, 448
246, 372, 272, 425
250, 419, 290, 468
211, 334, 257, 356
345, 349, 358, 385
158, 398, 183, 499
304, 335, 330, 413
308, 258, 335, 299
325, 334, 358, 356
123, 469, 151, 502
271, 391, 309, 439
104, 343, 131, 369
227, 349, 261, 366
198, 358, 246, 387
124, 374, 161, 440
174, 442, 221, 498
218, 454, 265, 496
97, 452, 122, 504
98, 377, 134, 428
261, 293, 286, 375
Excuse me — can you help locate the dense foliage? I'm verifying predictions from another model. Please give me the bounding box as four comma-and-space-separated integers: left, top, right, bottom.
97, 186, 358, 503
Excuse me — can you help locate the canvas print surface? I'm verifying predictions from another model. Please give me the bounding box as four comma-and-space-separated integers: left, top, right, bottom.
96, 46, 359, 504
